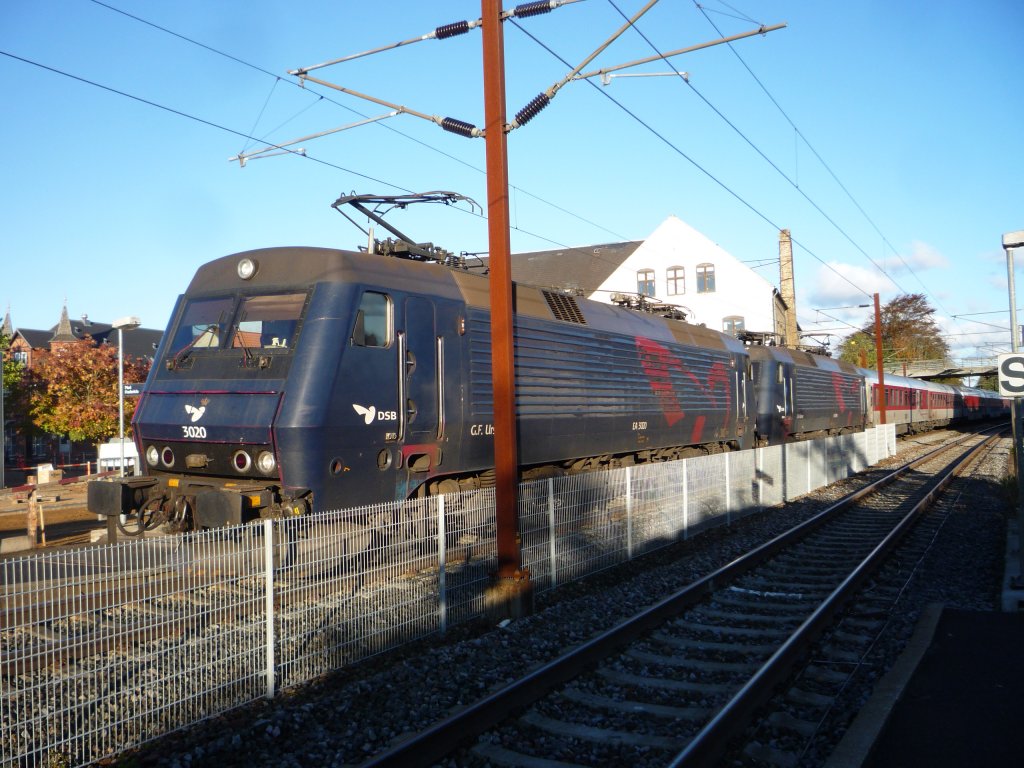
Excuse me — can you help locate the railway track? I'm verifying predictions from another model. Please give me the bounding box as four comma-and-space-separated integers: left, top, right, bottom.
363, 430, 1000, 768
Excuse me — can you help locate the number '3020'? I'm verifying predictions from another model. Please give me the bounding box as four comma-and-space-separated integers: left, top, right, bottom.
182, 425, 207, 439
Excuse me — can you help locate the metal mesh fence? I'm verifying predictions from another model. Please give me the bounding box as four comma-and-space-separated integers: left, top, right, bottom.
0, 426, 895, 767
757, 444, 786, 509
2, 533, 269, 768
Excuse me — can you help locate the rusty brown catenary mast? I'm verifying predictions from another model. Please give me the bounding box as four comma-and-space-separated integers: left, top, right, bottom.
481, 0, 526, 588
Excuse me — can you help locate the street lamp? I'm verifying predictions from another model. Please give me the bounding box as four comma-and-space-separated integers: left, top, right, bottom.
112, 316, 140, 478
1, 359, 5, 491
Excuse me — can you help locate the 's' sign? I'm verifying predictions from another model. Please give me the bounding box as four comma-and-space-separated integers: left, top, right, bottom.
997, 353, 1024, 397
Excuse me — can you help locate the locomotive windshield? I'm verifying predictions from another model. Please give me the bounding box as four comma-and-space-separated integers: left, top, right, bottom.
231, 293, 306, 350
168, 291, 307, 357
169, 296, 233, 354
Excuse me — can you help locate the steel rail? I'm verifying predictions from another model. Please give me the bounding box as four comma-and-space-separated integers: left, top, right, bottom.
360, 430, 997, 767
668, 432, 1001, 767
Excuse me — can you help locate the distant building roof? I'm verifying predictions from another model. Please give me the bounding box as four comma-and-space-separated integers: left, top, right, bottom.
49, 305, 78, 344
9, 308, 163, 361
15, 328, 53, 349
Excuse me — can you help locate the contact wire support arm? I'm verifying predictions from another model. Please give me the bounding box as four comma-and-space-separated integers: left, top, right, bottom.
289, 2, 584, 138
506, 0, 660, 130
294, 73, 485, 139
287, 1, 582, 75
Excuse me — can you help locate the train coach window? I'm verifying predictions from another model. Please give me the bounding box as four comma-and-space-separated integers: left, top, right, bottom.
232, 292, 306, 349
352, 291, 391, 348
169, 296, 234, 354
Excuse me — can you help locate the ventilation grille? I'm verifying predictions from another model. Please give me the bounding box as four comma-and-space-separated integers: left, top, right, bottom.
543, 291, 587, 324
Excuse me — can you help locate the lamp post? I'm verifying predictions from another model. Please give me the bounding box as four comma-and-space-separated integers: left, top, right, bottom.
112, 316, 140, 478
1, 365, 5, 491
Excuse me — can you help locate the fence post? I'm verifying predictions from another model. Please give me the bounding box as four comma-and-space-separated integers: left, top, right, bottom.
26, 489, 39, 547
682, 459, 689, 540
264, 519, 276, 699
824, 438, 831, 486
756, 447, 763, 512
725, 453, 731, 525
625, 466, 633, 560
438, 495, 447, 635
807, 442, 812, 495
547, 479, 557, 588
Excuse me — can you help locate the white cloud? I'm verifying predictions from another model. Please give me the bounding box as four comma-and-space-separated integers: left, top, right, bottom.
806, 261, 896, 308
883, 241, 949, 273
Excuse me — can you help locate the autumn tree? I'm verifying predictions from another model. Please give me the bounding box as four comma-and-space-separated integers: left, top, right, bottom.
28, 338, 150, 443
1, 332, 31, 436
838, 294, 950, 369
1, 331, 18, 398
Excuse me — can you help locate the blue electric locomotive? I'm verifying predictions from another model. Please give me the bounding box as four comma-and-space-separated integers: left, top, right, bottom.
89, 244, 759, 532
86, 191, 1005, 534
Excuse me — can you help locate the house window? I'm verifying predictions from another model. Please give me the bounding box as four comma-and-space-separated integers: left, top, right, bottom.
31, 434, 49, 458
636, 269, 656, 297
666, 266, 685, 295
696, 263, 715, 293
13, 351, 28, 364
723, 316, 745, 336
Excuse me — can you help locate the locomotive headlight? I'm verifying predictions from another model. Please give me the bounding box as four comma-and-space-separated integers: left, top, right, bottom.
232, 450, 253, 473
237, 257, 258, 280
160, 446, 175, 468
146, 445, 159, 467
256, 451, 277, 474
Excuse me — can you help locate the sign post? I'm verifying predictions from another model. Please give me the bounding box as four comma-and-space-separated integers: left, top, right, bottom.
1002, 230, 1024, 584
113, 316, 141, 479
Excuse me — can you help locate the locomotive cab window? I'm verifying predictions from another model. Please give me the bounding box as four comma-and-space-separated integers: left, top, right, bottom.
169, 296, 234, 354
352, 291, 391, 348
231, 292, 307, 350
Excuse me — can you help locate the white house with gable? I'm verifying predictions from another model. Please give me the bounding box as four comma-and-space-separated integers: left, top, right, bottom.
509, 215, 788, 342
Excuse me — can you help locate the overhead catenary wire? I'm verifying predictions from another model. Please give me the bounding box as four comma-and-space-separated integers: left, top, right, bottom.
618, 0, 985, 357
288, 1, 590, 137
83, 0, 884, 304
287, 0, 584, 76
83, 0, 634, 248
0, 50, 415, 195
508, 17, 872, 300
75, 1, 983, 353
603, 0, 904, 298
692, 0, 954, 318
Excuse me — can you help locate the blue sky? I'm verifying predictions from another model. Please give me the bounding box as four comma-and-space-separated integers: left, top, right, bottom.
2, 0, 1022, 361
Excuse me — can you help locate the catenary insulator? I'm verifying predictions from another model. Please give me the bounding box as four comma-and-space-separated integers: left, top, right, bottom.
514, 1, 555, 18
440, 117, 480, 138
513, 93, 551, 128
435, 20, 471, 39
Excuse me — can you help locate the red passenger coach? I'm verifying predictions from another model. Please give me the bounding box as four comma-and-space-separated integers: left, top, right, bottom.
860, 368, 1007, 433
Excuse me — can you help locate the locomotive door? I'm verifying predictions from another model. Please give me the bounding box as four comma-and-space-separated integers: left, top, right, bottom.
781, 363, 796, 438
401, 297, 440, 470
